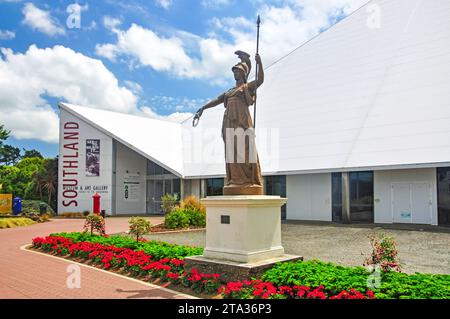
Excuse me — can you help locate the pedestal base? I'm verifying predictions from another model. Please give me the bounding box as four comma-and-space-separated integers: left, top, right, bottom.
184, 255, 303, 282
200, 195, 288, 263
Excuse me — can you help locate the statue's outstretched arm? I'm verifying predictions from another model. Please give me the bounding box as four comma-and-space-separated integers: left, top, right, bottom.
192, 94, 225, 126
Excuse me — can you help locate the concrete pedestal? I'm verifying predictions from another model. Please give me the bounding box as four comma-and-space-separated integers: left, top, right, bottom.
184, 195, 301, 280
202, 195, 287, 263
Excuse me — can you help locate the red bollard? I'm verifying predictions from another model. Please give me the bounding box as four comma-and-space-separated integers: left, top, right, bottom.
92, 192, 101, 215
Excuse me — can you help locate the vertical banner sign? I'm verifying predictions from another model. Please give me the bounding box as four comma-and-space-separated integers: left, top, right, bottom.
86, 139, 100, 177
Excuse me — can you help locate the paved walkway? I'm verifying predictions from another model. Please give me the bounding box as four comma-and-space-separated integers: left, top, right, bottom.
0, 217, 192, 299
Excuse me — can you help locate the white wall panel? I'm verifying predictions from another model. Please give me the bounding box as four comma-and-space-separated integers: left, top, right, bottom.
114, 142, 147, 215
286, 174, 331, 221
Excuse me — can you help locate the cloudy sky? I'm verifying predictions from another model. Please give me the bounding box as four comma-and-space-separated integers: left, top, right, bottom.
0, 0, 369, 157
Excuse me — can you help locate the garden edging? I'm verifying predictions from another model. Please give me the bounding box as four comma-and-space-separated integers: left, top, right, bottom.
20, 244, 197, 299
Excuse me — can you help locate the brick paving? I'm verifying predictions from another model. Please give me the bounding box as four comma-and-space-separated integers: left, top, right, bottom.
0, 217, 193, 299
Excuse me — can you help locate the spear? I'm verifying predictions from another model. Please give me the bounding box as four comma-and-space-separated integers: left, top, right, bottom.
251, 15, 261, 186
254, 15, 261, 129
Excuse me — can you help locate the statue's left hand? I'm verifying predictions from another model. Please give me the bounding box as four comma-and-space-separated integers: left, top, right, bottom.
255, 53, 261, 64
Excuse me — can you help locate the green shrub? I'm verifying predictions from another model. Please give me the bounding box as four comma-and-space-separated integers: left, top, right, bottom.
128, 217, 151, 241
50, 232, 203, 260
184, 207, 206, 227
21, 200, 55, 216
164, 195, 206, 229
0, 217, 36, 229
262, 260, 450, 299
165, 208, 190, 229
160, 193, 179, 214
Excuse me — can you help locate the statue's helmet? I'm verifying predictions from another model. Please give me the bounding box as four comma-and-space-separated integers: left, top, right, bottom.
232, 50, 252, 81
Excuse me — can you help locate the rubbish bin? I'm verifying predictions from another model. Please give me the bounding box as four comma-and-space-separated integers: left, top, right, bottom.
39, 203, 47, 215
13, 197, 22, 215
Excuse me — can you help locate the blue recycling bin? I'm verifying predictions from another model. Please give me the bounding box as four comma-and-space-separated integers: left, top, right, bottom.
13, 197, 22, 215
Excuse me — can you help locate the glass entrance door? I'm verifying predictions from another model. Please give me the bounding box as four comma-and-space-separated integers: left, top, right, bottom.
437, 167, 450, 226
146, 179, 180, 215
349, 171, 374, 222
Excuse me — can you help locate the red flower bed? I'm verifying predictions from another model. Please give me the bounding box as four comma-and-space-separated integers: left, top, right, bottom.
31, 235, 375, 299
218, 280, 375, 299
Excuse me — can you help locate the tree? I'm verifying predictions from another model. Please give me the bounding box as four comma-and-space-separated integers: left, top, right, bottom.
23, 149, 43, 159
33, 157, 58, 209
0, 144, 21, 165
0, 124, 10, 144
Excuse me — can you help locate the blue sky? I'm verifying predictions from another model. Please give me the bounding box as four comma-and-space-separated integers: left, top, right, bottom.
0, 0, 367, 158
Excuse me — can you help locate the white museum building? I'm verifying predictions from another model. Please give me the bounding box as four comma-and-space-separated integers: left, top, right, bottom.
57, 0, 450, 226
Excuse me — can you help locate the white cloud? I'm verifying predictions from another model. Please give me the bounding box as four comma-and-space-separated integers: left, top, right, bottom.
201, 0, 233, 8
103, 15, 122, 31
96, 24, 194, 77
0, 45, 138, 143
140, 106, 192, 123
94, 0, 369, 84
155, 0, 173, 9
22, 2, 65, 36
124, 80, 143, 94
0, 30, 15, 40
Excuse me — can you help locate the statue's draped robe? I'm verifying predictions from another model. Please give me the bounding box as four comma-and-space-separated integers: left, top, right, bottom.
218, 83, 263, 187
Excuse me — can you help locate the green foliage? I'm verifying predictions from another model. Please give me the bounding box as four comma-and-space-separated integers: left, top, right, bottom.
50, 232, 204, 260
0, 144, 21, 165
262, 260, 370, 294
0, 217, 36, 229
375, 271, 450, 299
0, 124, 10, 143
21, 200, 55, 215
164, 195, 206, 229
0, 129, 57, 212
165, 207, 190, 229
128, 217, 152, 241
262, 260, 450, 299
83, 214, 106, 235
160, 193, 179, 214
184, 207, 206, 227
23, 149, 43, 159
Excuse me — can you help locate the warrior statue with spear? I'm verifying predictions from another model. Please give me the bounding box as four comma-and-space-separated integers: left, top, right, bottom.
193, 16, 263, 195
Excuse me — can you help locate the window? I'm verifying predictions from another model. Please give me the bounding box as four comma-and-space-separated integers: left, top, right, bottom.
349, 171, 374, 222
265, 175, 287, 220
331, 172, 374, 223
207, 178, 224, 196
437, 167, 450, 226
332, 173, 342, 222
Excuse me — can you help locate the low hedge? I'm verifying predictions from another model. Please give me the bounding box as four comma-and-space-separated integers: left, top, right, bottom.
51, 232, 203, 260
21, 200, 55, 215
261, 260, 450, 299
0, 217, 36, 229
165, 207, 206, 229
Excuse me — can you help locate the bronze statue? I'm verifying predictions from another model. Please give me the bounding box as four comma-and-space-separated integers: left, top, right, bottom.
193, 51, 264, 195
